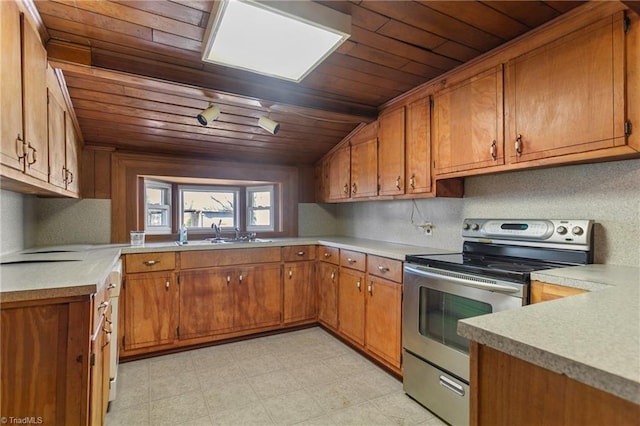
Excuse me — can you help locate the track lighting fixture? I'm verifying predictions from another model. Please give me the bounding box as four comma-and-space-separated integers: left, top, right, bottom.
197, 104, 220, 126
258, 116, 280, 135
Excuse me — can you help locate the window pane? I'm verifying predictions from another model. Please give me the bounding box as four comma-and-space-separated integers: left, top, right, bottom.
249, 209, 271, 226
146, 187, 165, 205
147, 208, 168, 227
182, 190, 236, 228
250, 191, 271, 208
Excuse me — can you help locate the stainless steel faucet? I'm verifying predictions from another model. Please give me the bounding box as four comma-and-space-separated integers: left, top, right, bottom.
211, 220, 222, 240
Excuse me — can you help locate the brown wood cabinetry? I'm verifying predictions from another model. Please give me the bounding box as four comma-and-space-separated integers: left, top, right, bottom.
350, 131, 378, 198
179, 264, 282, 338
470, 342, 640, 426
89, 285, 112, 426
283, 245, 317, 324
338, 266, 366, 346
530, 280, 588, 304
317, 259, 339, 330
433, 65, 504, 175
506, 13, 628, 165
328, 145, 351, 201
122, 271, 178, 350
405, 97, 432, 195
0, 2, 48, 181
378, 107, 406, 196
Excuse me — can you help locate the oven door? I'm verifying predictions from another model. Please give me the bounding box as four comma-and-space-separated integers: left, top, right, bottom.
403, 263, 525, 381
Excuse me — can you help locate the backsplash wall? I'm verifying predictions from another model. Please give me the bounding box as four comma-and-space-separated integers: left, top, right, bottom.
333, 159, 640, 267
0, 190, 37, 255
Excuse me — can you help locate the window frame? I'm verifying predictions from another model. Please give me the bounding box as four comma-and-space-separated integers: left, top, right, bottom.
246, 185, 275, 232
179, 184, 240, 232
144, 180, 172, 235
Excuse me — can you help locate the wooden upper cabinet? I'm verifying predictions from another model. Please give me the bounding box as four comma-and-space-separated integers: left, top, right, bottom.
350, 134, 378, 198
65, 113, 80, 194
378, 107, 406, 195
405, 97, 432, 195
22, 11, 48, 183
506, 12, 627, 164
328, 145, 351, 201
47, 66, 67, 190
433, 65, 504, 175
0, 1, 24, 172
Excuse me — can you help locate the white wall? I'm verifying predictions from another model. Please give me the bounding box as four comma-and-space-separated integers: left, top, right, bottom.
324, 159, 640, 267
0, 190, 37, 255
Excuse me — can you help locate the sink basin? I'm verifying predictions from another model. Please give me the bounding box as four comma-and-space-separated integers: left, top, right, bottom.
176, 238, 271, 246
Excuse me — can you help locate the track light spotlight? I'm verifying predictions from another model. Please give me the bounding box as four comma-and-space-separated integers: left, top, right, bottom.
197, 104, 220, 126
258, 116, 280, 135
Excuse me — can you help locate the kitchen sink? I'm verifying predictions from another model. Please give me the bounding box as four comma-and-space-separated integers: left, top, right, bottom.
176, 238, 272, 246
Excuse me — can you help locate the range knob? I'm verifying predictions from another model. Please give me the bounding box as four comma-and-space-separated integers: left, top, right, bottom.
556, 226, 568, 235
471, 223, 480, 231
572, 226, 584, 236
462, 223, 470, 230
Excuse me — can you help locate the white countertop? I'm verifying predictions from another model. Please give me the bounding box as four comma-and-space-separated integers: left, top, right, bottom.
458, 264, 640, 404
0, 246, 122, 303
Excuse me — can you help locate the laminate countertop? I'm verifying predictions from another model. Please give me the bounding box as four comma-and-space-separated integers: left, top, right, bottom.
0, 237, 452, 303
458, 264, 640, 404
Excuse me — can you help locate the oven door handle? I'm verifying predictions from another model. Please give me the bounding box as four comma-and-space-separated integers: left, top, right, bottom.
404, 265, 521, 294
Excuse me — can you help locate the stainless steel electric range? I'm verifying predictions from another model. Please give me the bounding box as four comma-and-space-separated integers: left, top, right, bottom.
402, 218, 594, 426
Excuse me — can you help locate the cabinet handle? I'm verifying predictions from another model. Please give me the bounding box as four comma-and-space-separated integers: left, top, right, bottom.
239, 274, 243, 283
226, 274, 231, 285
62, 167, 68, 183
515, 134, 523, 157
347, 258, 356, 264
67, 170, 74, 184
356, 280, 361, 291
352, 182, 357, 194
97, 301, 109, 311
165, 280, 170, 290
343, 183, 349, 194
490, 140, 497, 160
288, 269, 293, 279
377, 265, 389, 273
107, 283, 116, 290
143, 260, 160, 266
395, 176, 401, 190
368, 282, 373, 295
409, 174, 415, 190
296, 251, 305, 257
323, 252, 331, 258
16, 134, 27, 163
330, 271, 335, 280
27, 143, 37, 166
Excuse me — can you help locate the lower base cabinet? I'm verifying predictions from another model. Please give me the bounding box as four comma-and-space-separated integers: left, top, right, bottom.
470, 342, 640, 425
338, 267, 366, 345
364, 276, 402, 368
283, 261, 316, 324
317, 261, 339, 329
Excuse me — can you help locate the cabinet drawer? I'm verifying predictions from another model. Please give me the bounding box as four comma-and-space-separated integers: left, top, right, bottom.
366, 255, 403, 283
283, 245, 316, 262
340, 250, 366, 271
181, 247, 282, 269
318, 246, 339, 265
125, 252, 176, 274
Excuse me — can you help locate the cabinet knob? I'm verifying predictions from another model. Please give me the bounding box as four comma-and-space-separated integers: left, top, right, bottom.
323, 252, 331, 258
490, 140, 497, 160
515, 134, 523, 157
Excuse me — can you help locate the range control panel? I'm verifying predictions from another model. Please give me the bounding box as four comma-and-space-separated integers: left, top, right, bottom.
462, 219, 593, 247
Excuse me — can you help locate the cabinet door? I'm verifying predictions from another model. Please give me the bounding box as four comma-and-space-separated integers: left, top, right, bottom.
317, 261, 338, 330
433, 65, 504, 175
283, 261, 317, 324
0, 1, 24, 172
235, 264, 282, 330
22, 13, 48, 182
90, 304, 111, 426
179, 269, 235, 339
328, 145, 351, 200
365, 276, 402, 368
123, 273, 177, 349
506, 13, 626, 163
406, 97, 431, 194
378, 107, 406, 195
47, 84, 67, 190
338, 267, 365, 346
350, 137, 378, 198
65, 113, 80, 194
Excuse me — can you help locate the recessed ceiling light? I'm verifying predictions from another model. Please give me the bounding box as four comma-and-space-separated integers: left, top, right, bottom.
202, 0, 351, 82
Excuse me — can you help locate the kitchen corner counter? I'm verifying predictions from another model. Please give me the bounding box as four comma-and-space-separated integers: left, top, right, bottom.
0, 246, 122, 303
458, 264, 640, 404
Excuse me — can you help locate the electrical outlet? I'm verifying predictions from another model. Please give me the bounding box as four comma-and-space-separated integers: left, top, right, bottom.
419, 223, 433, 236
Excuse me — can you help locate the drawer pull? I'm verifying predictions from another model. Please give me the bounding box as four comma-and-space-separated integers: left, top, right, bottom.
143, 260, 160, 266
377, 265, 390, 273
97, 301, 109, 311
324, 252, 331, 258
296, 251, 305, 257
347, 258, 356, 264
439, 375, 465, 397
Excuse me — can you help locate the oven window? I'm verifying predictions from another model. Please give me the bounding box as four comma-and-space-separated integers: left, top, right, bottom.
418, 288, 492, 353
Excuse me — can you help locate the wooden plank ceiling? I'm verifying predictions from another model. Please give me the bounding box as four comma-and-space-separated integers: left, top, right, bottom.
35, 0, 587, 165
